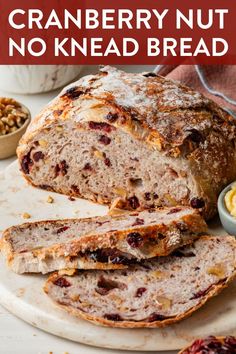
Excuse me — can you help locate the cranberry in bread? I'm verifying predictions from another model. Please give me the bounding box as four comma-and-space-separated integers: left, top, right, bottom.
44, 236, 236, 328
17, 66, 236, 219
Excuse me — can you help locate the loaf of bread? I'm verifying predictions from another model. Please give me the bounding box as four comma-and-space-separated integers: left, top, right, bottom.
44, 236, 236, 328
17, 66, 236, 219
179, 336, 236, 353
1, 206, 206, 274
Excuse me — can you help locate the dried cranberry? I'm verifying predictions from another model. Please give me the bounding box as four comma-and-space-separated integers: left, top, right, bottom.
55, 160, 69, 177
54, 109, 63, 116
104, 314, 122, 321
135, 287, 147, 297
21, 152, 33, 174
153, 193, 159, 200
128, 196, 140, 210
183, 336, 236, 354
147, 313, 166, 322
104, 157, 111, 167
106, 112, 118, 123
190, 197, 205, 209
62, 87, 84, 100
167, 207, 182, 214
83, 163, 93, 171
143, 72, 157, 77
144, 192, 151, 201
224, 336, 236, 347
88, 248, 136, 265
60, 160, 69, 176
71, 185, 80, 194
33, 151, 44, 162
190, 285, 213, 300
54, 164, 60, 177
127, 232, 143, 248
53, 277, 71, 288
88, 121, 114, 133
56, 226, 69, 234
132, 218, 144, 226
99, 135, 111, 145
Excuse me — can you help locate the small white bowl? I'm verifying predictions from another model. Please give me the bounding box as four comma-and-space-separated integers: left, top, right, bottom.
0, 65, 83, 94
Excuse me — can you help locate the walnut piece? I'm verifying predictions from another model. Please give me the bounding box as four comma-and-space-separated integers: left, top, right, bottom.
22, 212, 31, 219
0, 97, 29, 136
207, 263, 226, 278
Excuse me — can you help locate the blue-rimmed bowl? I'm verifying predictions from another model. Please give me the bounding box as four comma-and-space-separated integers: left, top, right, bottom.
218, 182, 236, 235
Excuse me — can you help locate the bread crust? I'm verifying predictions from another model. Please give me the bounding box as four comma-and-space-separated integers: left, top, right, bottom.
1, 207, 207, 274
44, 236, 236, 328
17, 66, 236, 219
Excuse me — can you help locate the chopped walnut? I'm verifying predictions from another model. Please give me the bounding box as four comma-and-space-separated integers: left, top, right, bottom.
39, 139, 48, 147
207, 263, 226, 278
155, 296, 172, 310
0, 97, 29, 136
94, 150, 104, 159
113, 187, 127, 199
47, 196, 54, 204
22, 212, 31, 219
150, 270, 167, 279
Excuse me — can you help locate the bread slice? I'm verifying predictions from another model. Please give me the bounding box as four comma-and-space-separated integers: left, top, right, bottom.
1, 206, 206, 274
44, 236, 236, 328
179, 336, 236, 353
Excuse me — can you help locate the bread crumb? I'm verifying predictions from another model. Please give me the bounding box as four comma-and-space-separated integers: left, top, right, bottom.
47, 195, 54, 204
22, 212, 31, 219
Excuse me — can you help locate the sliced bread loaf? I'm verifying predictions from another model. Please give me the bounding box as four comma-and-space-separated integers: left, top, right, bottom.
44, 236, 236, 328
1, 206, 206, 274
17, 67, 236, 220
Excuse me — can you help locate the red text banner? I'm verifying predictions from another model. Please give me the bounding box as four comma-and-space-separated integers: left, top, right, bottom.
0, 0, 236, 64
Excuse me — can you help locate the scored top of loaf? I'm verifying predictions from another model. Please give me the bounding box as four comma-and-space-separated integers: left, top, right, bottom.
19, 66, 236, 158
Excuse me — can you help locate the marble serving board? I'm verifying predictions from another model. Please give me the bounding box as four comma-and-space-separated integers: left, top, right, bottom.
0, 161, 236, 352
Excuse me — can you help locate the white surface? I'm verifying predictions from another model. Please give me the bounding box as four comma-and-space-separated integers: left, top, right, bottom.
1, 163, 236, 354
0, 65, 174, 354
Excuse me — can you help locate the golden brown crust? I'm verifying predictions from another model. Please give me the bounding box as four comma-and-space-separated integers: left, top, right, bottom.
44, 236, 236, 328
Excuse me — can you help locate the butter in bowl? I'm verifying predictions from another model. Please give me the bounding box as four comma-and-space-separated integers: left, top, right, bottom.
218, 182, 236, 235
0, 97, 31, 159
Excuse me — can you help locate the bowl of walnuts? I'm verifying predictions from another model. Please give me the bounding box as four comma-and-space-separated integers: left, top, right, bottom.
0, 97, 31, 159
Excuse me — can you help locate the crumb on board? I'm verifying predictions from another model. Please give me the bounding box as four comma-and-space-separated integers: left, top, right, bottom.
47, 195, 54, 204
69, 196, 75, 201
22, 212, 31, 219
